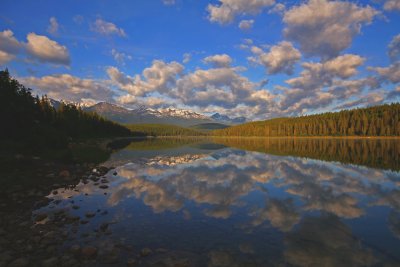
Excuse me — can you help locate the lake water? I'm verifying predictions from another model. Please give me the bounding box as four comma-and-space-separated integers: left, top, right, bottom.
34, 138, 400, 266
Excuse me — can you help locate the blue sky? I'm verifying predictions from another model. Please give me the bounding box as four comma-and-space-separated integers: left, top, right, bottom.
1, 0, 400, 119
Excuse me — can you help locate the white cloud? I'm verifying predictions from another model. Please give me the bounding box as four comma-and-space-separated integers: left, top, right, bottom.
250, 41, 301, 75
91, 18, 126, 37
0, 30, 22, 65
183, 53, 191, 64
207, 0, 275, 24
21, 74, 114, 102
162, 0, 176, 5
26, 33, 70, 65
278, 54, 367, 114
111, 49, 132, 65
239, 19, 254, 30
383, 0, 400, 11
269, 3, 286, 15
286, 54, 365, 90
388, 34, 400, 62
107, 60, 184, 96
0, 51, 15, 65
370, 62, 400, 84
334, 92, 384, 110
283, 0, 378, 59
203, 54, 233, 68
47, 17, 59, 35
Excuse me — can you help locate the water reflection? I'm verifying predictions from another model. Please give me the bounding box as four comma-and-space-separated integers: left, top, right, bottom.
36, 138, 400, 266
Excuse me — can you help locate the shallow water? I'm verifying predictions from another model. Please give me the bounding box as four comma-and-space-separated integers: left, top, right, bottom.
34, 138, 400, 266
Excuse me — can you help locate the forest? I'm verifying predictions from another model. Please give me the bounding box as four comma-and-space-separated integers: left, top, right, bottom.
126, 124, 206, 137
213, 103, 400, 137
0, 69, 131, 152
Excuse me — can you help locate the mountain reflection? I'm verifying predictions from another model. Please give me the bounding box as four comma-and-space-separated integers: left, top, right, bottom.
41, 138, 400, 266
109, 148, 398, 221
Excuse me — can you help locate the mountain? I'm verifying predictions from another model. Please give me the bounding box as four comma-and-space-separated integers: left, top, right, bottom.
211, 113, 246, 124
83, 102, 214, 127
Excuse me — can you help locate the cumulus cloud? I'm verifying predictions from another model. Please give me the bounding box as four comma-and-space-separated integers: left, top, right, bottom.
278, 54, 366, 114
238, 19, 254, 30
26, 33, 70, 65
111, 49, 132, 65
47, 17, 59, 35
283, 0, 378, 59
91, 18, 126, 37
0, 30, 22, 65
21, 74, 114, 102
334, 92, 384, 110
388, 34, 400, 62
107, 60, 184, 96
207, 0, 275, 24
387, 86, 400, 99
249, 41, 301, 75
369, 62, 400, 84
175, 66, 259, 108
286, 54, 365, 90
383, 0, 400, 11
203, 54, 233, 68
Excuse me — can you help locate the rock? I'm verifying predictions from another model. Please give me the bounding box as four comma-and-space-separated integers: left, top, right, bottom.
42, 257, 58, 267
0, 251, 12, 263
85, 212, 96, 218
81, 246, 97, 259
8, 258, 29, 267
140, 248, 152, 257
59, 170, 70, 178
100, 179, 109, 184
72, 205, 80, 210
113, 172, 118, 176
99, 185, 108, 189
127, 259, 137, 266
80, 220, 89, 224
45, 173, 55, 178
35, 213, 48, 222
69, 244, 81, 255
99, 223, 109, 232
99, 248, 120, 264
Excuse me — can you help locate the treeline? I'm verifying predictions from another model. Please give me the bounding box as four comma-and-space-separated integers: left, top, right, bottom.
213, 137, 400, 171
126, 124, 206, 137
213, 104, 400, 137
0, 69, 131, 150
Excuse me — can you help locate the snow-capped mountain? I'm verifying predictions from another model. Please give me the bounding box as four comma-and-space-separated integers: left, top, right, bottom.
211, 113, 246, 124
157, 108, 209, 120
83, 102, 214, 126
48, 100, 247, 126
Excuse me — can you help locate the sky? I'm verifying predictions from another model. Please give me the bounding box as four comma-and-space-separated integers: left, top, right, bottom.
1, 0, 400, 120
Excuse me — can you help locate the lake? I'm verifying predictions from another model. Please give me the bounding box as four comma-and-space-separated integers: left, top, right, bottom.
11, 138, 400, 266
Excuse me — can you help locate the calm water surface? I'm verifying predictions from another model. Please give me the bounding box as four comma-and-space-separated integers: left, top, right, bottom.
36, 138, 400, 266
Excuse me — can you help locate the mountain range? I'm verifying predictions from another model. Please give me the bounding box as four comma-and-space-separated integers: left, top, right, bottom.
80, 102, 246, 127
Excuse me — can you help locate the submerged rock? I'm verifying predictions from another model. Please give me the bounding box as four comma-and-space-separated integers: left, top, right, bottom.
140, 248, 152, 257
35, 213, 48, 222
42, 257, 58, 267
81, 246, 97, 259
8, 258, 29, 267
